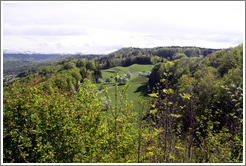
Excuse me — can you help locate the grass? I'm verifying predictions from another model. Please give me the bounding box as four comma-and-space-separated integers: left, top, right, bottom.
96, 64, 153, 111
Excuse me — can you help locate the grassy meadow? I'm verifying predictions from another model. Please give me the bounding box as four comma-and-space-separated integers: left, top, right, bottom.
96, 64, 153, 110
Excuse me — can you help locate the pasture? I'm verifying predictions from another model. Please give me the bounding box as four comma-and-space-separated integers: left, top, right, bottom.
96, 64, 153, 110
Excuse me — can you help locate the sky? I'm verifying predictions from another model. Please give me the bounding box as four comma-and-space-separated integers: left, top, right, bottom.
2, 1, 245, 54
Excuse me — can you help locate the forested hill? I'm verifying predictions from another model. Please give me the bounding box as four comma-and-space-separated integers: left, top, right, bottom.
109, 46, 218, 58
149, 44, 243, 86
3, 53, 104, 75
96, 46, 220, 69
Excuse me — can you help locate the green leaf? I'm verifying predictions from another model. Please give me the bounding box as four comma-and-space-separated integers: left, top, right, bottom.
168, 102, 173, 106
180, 93, 191, 100
148, 151, 154, 156
151, 104, 156, 108
163, 89, 168, 94
148, 93, 158, 98
150, 109, 158, 115
170, 114, 182, 118
168, 89, 174, 94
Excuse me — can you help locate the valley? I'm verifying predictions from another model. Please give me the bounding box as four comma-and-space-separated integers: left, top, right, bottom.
97, 64, 153, 110
3, 45, 243, 163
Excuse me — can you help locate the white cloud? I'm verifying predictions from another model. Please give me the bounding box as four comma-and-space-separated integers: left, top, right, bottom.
2, 1, 244, 54
4, 24, 88, 36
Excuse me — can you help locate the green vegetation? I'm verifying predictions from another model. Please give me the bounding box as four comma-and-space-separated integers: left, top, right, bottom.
97, 64, 153, 109
3, 53, 103, 76
96, 46, 219, 69
3, 44, 243, 163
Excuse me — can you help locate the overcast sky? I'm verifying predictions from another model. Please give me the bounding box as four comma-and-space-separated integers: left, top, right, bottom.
2, 1, 245, 54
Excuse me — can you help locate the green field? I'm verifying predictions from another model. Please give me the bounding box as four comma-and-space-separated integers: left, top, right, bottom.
96, 64, 153, 110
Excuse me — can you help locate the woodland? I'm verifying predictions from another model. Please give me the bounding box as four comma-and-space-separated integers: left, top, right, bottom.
3, 44, 243, 163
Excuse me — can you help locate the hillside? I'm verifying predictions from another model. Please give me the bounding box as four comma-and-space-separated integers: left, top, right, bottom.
96, 46, 220, 69
97, 64, 153, 110
3, 44, 243, 163
3, 53, 104, 75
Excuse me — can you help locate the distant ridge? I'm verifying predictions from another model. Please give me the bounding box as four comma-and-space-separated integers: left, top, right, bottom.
3, 53, 69, 61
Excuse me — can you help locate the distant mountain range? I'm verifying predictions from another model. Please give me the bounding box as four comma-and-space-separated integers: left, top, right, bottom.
3, 53, 67, 61
3, 49, 87, 61
3, 49, 83, 55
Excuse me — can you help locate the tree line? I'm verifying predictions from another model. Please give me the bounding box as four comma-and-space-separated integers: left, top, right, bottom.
96, 46, 219, 69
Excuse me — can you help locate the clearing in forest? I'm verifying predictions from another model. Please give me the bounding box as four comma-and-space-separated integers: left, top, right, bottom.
96, 64, 153, 110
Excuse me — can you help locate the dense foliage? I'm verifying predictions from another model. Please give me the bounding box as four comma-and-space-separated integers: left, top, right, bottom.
3, 44, 243, 163
7, 59, 102, 92
3, 53, 103, 75
147, 44, 243, 162
96, 46, 219, 69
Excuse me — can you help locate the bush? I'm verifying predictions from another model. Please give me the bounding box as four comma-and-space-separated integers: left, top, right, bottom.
119, 76, 128, 84
126, 71, 132, 80
106, 77, 112, 83
97, 78, 103, 83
